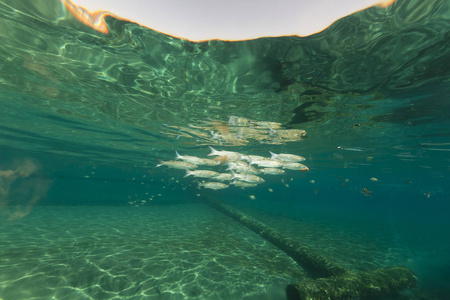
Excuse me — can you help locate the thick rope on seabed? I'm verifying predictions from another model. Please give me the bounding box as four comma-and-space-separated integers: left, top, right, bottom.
202, 196, 417, 300
203, 196, 348, 277
286, 266, 417, 300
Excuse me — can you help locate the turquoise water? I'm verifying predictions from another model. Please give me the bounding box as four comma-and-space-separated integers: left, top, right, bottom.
1, 0, 450, 299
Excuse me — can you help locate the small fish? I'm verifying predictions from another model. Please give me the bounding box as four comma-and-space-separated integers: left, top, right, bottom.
282, 162, 309, 172
241, 155, 271, 162
249, 159, 283, 168
260, 168, 285, 175
175, 151, 209, 165
226, 160, 249, 169
185, 170, 220, 178
337, 146, 366, 152
249, 195, 256, 200
231, 171, 265, 184
227, 162, 260, 174
203, 158, 221, 166
208, 146, 242, 161
156, 159, 198, 170
213, 173, 233, 181
309, 180, 315, 184
232, 181, 258, 188
361, 188, 372, 197
268, 188, 273, 192
370, 177, 379, 182
198, 181, 229, 190
269, 152, 306, 162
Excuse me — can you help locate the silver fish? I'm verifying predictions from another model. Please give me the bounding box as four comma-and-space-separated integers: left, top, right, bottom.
203, 158, 221, 166
175, 151, 209, 165
185, 170, 220, 178
213, 173, 233, 181
208, 146, 242, 161
226, 160, 249, 169
198, 182, 229, 190
269, 152, 306, 162
226, 161, 260, 175
282, 162, 309, 172
260, 168, 285, 175
249, 159, 283, 168
337, 146, 366, 152
241, 154, 271, 162
156, 159, 198, 170
232, 181, 258, 188
234, 165, 260, 174
231, 171, 265, 183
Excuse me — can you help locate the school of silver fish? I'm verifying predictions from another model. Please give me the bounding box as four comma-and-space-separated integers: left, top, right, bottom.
156, 146, 309, 190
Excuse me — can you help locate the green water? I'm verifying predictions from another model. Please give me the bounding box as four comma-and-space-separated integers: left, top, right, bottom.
1, 0, 450, 299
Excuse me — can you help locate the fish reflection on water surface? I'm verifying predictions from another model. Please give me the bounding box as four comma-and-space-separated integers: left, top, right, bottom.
162, 116, 306, 146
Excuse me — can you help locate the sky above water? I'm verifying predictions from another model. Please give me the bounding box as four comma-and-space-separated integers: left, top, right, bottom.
68, 0, 395, 40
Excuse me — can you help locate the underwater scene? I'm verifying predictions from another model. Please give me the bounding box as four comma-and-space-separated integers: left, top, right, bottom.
1, 0, 450, 299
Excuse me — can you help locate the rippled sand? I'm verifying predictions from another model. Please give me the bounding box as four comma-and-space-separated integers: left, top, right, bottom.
0, 204, 305, 299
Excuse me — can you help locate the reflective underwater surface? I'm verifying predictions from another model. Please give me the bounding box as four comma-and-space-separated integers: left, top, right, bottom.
1, 0, 450, 299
